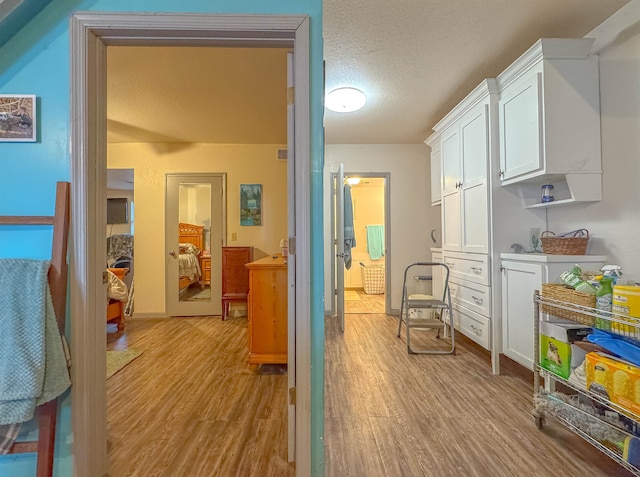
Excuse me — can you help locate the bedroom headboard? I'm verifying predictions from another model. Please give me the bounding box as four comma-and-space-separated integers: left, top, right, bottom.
178, 222, 204, 252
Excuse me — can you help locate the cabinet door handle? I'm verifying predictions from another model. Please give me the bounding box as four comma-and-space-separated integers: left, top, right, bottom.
470, 267, 482, 274
470, 324, 482, 335
472, 296, 483, 304
445, 262, 454, 268
498, 170, 504, 178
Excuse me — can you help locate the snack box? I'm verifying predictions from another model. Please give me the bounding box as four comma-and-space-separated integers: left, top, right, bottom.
539, 320, 592, 379
612, 285, 640, 337
585, 352, 640, 416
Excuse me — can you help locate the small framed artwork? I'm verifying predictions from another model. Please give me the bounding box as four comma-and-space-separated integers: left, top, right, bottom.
240, 184, 262, 226
0, 94, 36, 142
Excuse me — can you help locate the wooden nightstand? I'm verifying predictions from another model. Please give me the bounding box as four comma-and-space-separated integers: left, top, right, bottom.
221, 246, 253, 320
200, 254, 211, 286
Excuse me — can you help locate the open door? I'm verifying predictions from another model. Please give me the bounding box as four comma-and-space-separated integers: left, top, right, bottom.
335, 164, 345, 331
286, 51, 296, 462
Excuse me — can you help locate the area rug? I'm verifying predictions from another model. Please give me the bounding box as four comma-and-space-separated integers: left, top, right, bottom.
107, 349, 142, 379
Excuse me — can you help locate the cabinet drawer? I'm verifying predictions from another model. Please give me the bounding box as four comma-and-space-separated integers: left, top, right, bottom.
443, 252, 489, 286
454, 305, 490, 350
449, 278, 491, 317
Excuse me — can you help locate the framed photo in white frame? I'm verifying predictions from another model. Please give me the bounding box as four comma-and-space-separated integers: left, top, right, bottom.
0, 94, 36, 142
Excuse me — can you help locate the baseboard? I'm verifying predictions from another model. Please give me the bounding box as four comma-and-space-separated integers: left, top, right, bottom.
129, 312, 169, 319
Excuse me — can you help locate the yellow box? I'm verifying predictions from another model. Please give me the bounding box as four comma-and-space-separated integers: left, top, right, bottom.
585, 352, 640, 415
612, 285, 640, 336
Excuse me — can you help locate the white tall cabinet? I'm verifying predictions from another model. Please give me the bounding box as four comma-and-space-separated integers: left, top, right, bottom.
432, 81, 501, 370
500, 254, 606, 370
436, 82, 492, 255
426, 37, 603, 374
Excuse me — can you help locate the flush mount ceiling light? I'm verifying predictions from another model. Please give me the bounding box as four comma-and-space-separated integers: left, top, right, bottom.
325, 87, 366, 113
346, 177, 361, 185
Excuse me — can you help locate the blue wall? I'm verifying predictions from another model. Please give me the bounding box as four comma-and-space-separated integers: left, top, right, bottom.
0, 1, 325, 475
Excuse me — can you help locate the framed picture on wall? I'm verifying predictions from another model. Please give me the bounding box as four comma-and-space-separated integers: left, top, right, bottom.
0, 94, 36, 142
240, 184, 262, 226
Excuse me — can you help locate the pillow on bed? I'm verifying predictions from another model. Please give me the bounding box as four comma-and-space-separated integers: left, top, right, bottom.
179, 243, 200, 256
106, 270, 128, 302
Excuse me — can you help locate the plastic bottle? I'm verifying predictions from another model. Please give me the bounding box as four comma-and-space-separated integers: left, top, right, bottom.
595, 276, 614, 331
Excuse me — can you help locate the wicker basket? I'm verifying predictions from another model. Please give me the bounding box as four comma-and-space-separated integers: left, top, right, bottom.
541, 283, 595, 326
360, 263, 385, 295
540, 229, 589, 255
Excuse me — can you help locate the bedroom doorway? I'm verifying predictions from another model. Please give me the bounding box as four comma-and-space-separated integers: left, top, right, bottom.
166, 173, 225, 317
70, 13, 312, 477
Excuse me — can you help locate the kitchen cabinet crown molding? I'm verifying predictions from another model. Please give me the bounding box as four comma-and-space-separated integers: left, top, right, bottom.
496, 37, 596, 92
424, 130, 440, 147
433, 78, 498, 133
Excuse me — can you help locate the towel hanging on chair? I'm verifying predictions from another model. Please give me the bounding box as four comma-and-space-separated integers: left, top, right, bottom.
0, 259, 71, 452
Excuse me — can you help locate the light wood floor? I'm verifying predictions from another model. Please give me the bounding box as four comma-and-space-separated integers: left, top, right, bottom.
107, 313, 633, 477
325, 312, 633, 476
106, 317, 293, 477
345, 288, 385, 314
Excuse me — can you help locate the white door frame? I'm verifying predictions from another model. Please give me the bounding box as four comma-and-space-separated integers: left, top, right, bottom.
329, 171, 391, 316
69, 12, 312, 477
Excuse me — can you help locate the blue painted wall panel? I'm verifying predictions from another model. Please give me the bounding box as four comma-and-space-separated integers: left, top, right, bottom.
0, 1, 324, 475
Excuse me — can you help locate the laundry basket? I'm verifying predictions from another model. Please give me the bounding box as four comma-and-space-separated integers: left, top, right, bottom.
360, 262, 385, 294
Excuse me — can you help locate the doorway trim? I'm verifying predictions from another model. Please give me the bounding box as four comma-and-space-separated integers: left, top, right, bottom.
70, 12, 312, 477
330, 172, 391, 316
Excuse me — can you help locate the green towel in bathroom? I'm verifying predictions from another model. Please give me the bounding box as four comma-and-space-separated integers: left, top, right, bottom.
366, 225, 384, 260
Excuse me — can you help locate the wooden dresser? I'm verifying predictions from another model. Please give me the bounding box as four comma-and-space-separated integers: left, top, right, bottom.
245, 255, 288, 367
221, 246, 253, 319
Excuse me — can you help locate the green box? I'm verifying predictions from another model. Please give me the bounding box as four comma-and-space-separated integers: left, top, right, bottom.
539, 320, 592, 379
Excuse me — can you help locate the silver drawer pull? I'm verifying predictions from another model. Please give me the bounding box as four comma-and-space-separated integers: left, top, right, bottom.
470, 267, 482, 273
445, 262, 454, 267
470, 324, 482, 335
472, 296, 483, 304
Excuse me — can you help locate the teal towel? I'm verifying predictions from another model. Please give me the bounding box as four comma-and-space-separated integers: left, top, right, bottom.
366, 225, 385, 260
0, 259, 71, 425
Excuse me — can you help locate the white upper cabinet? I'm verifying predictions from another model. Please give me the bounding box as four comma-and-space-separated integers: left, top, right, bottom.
434, 80, 494, 254
425, 132, 441, 206
496, 38, 602, 197
440, 125, 462, 250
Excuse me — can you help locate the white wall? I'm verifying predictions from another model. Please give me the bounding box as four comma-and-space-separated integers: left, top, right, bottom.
324, 144, 441, 313
548, 6, 640, 280
108, 142, 287, 315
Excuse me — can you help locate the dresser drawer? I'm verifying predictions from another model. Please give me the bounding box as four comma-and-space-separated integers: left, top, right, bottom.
449, 278, 491, 317
442, 251, 489, 286
453, 305, 490, 350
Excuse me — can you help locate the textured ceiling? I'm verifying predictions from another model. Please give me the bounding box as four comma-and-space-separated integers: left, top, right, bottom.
323, 0, 630, 144
107, 47, 289, 145
103, 0, 631, 146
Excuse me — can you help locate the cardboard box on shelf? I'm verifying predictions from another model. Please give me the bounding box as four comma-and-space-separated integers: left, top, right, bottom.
585, 352, 640, 416
540, 320, 593, 379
